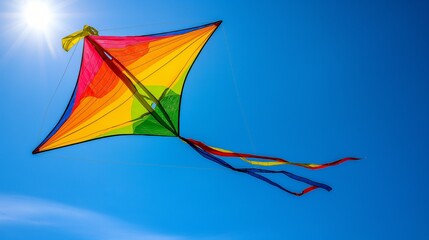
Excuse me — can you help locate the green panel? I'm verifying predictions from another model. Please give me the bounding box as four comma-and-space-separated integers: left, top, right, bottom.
132, 114, 176, 136
131, 90, 181, 136
157, 91, 181, 131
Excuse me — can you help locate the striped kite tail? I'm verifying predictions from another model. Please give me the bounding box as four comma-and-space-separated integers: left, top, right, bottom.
185, 138, 359, 169
180, 137, 359, 196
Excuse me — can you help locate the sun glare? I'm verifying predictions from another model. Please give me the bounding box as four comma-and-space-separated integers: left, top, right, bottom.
2, 0, 71, 57
22, 2, 54, 32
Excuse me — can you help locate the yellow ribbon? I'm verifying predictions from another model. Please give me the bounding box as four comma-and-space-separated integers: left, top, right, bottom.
210, 146, 288, 166
183, 138, 326, 168
62, 25, 99, 51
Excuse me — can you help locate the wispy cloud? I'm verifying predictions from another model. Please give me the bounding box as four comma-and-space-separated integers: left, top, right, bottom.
0, 194, 182, 240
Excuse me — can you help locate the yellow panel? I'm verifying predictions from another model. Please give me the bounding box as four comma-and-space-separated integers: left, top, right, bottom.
134, 30, 214, 95
40, 84, 146, 151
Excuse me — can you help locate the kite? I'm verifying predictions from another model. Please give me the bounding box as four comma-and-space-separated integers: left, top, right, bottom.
33, 21, 359, 196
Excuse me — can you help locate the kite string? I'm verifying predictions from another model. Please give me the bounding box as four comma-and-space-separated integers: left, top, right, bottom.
221, 25, 256, 152
37, 41, 79, 138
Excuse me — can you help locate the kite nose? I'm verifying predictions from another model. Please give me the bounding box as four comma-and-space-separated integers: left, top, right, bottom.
32, 147, 40, 154
214, 20, 222, 26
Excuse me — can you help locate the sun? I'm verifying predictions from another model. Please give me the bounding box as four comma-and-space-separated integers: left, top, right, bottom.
21, 1, 55, 32
2, 0, 71, 57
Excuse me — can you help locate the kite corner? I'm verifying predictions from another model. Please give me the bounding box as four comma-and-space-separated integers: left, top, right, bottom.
32, 147, 41, 154
214, 20, 223, 26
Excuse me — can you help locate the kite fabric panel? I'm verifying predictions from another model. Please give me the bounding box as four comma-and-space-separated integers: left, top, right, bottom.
33, 21, 359, 196
34, 21, 220, 153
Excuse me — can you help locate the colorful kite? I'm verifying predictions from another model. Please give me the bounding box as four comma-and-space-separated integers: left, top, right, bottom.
33, 21, 358, 196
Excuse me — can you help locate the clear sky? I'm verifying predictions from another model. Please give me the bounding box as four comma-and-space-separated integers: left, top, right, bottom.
0, 0, 428, 239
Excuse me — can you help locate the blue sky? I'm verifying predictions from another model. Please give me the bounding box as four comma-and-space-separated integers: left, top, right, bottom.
1, 0, 429, 239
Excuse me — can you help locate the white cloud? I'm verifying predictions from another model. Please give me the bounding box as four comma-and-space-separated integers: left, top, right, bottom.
0, 194, 182, 240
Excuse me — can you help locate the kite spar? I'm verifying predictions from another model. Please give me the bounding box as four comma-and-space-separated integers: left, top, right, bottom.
33, 21, 359, 196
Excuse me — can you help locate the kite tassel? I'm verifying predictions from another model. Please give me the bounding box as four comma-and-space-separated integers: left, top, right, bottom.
184, 138, 359, 169
180, 137, 331, 196
62, 25, 99, 52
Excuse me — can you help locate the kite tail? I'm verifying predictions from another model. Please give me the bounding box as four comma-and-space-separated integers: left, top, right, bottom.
185, 138, 359, 169
180, 137, 332, 196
